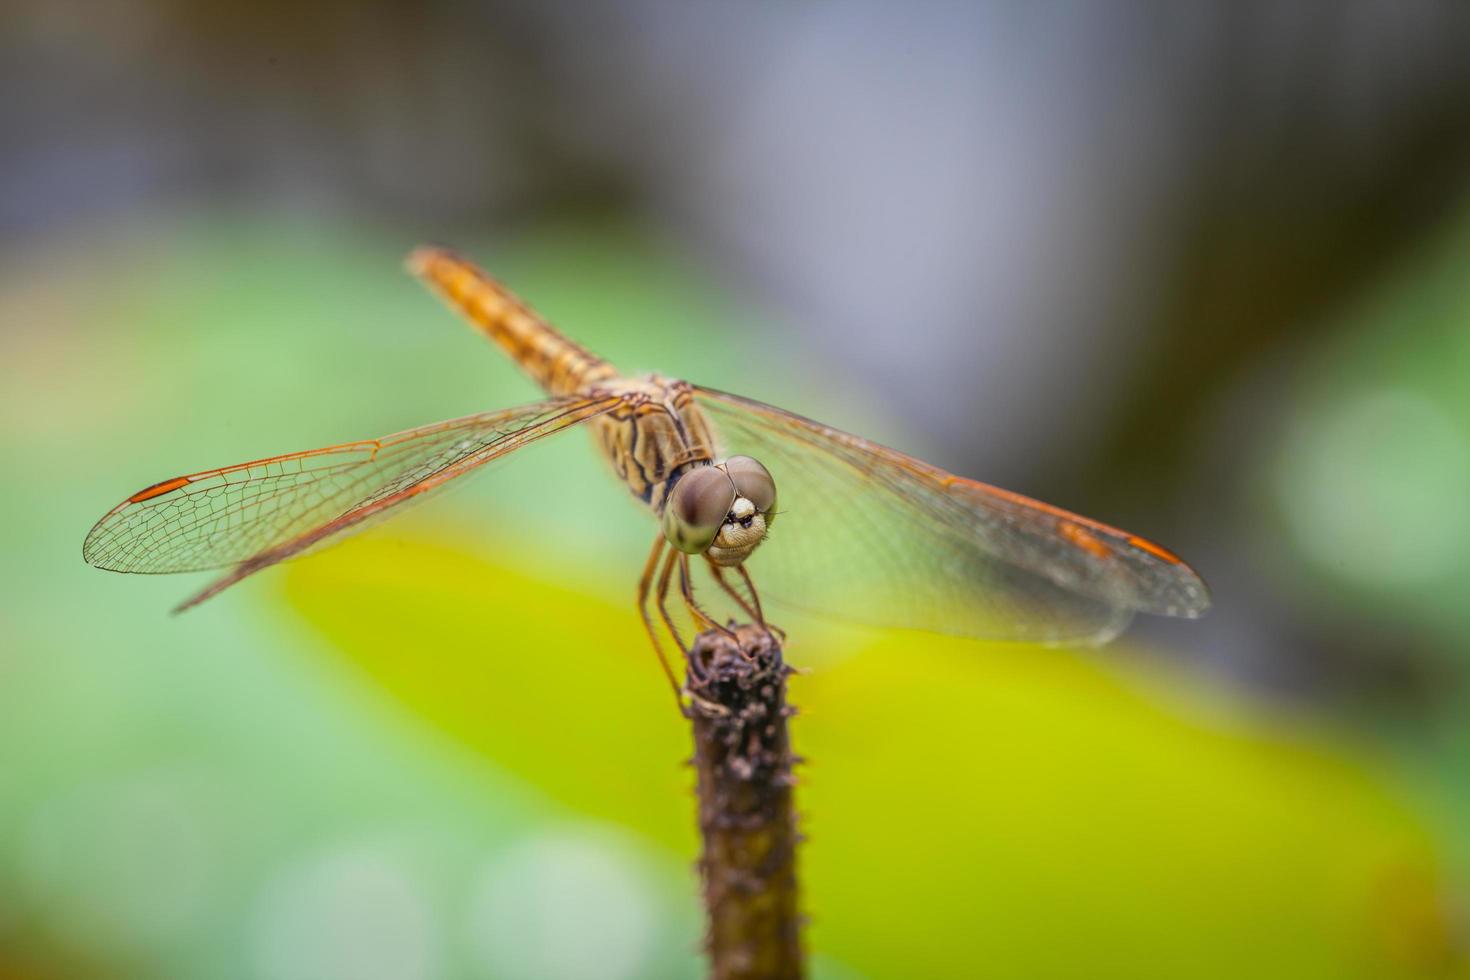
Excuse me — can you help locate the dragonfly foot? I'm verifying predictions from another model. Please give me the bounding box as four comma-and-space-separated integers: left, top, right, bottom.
683, 690, 731, 718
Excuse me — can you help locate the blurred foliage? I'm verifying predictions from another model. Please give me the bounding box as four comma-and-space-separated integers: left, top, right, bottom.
2, 216, 1465, 978
291, 531, 1456, 980
1270, 196, 1470, 641
1263, 194, 1470, 888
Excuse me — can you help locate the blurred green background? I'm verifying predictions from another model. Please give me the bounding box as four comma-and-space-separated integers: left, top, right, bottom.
6, 4, 1470, 979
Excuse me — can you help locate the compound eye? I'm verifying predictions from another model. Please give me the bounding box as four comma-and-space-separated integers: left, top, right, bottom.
723, 455, 776, 513
662, 466, 735, 554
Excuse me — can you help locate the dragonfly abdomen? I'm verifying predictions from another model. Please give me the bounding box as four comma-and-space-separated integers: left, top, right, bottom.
408, 246, 617, 396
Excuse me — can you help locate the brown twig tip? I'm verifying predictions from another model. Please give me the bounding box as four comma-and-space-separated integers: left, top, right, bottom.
686, 624, 804, 980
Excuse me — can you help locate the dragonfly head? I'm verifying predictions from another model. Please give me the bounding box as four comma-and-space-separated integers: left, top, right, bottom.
663, 456, 776, 566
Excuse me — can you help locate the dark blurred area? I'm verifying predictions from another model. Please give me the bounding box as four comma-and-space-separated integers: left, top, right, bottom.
6, 2, 1470, 978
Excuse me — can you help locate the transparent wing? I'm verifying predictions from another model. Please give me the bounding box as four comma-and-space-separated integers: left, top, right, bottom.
84, 394, 622, 609
693, 387, 1210, 645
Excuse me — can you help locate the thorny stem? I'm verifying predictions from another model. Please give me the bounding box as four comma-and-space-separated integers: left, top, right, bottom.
686, 624, 803, 980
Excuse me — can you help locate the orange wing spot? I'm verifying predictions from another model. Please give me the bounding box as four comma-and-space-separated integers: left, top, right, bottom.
1127, 534, 1182, 564
128, 476, 190, 503
1060, 521, 1112, 560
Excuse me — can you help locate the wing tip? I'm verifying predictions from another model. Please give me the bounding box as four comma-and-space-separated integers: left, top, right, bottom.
171, 570, 235, 614
84, 475, 194, 570
1121, 533, 1212, 620
1152, 570, 1212, 620
81, 525, 114, 570
170, 594, 201, 615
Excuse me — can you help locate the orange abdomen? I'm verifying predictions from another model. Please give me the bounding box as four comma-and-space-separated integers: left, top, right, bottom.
408, 247, 617, 397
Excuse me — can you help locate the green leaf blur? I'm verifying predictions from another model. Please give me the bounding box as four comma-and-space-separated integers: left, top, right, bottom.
3, 217, 1459, 978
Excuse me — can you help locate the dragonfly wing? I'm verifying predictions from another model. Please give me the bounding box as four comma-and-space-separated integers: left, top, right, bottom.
692, 386, 1210, 645
84, 394, 623, 609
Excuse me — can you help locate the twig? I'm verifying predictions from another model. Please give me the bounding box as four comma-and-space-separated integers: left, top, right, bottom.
686, 623, 804, 980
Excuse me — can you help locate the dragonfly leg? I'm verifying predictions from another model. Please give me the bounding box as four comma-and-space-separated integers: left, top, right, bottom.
736, 564, 785, 641
661, 553, 742, 717
678, 554, 738, 640
682, 557, 751, 668
637, 534, 684, 707
707, 560, 760, 623
734, 564, 765, 623
655, 545, 689, 658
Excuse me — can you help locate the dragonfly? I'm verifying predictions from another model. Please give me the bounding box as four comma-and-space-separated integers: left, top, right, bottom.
84, 247, 1210, 700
